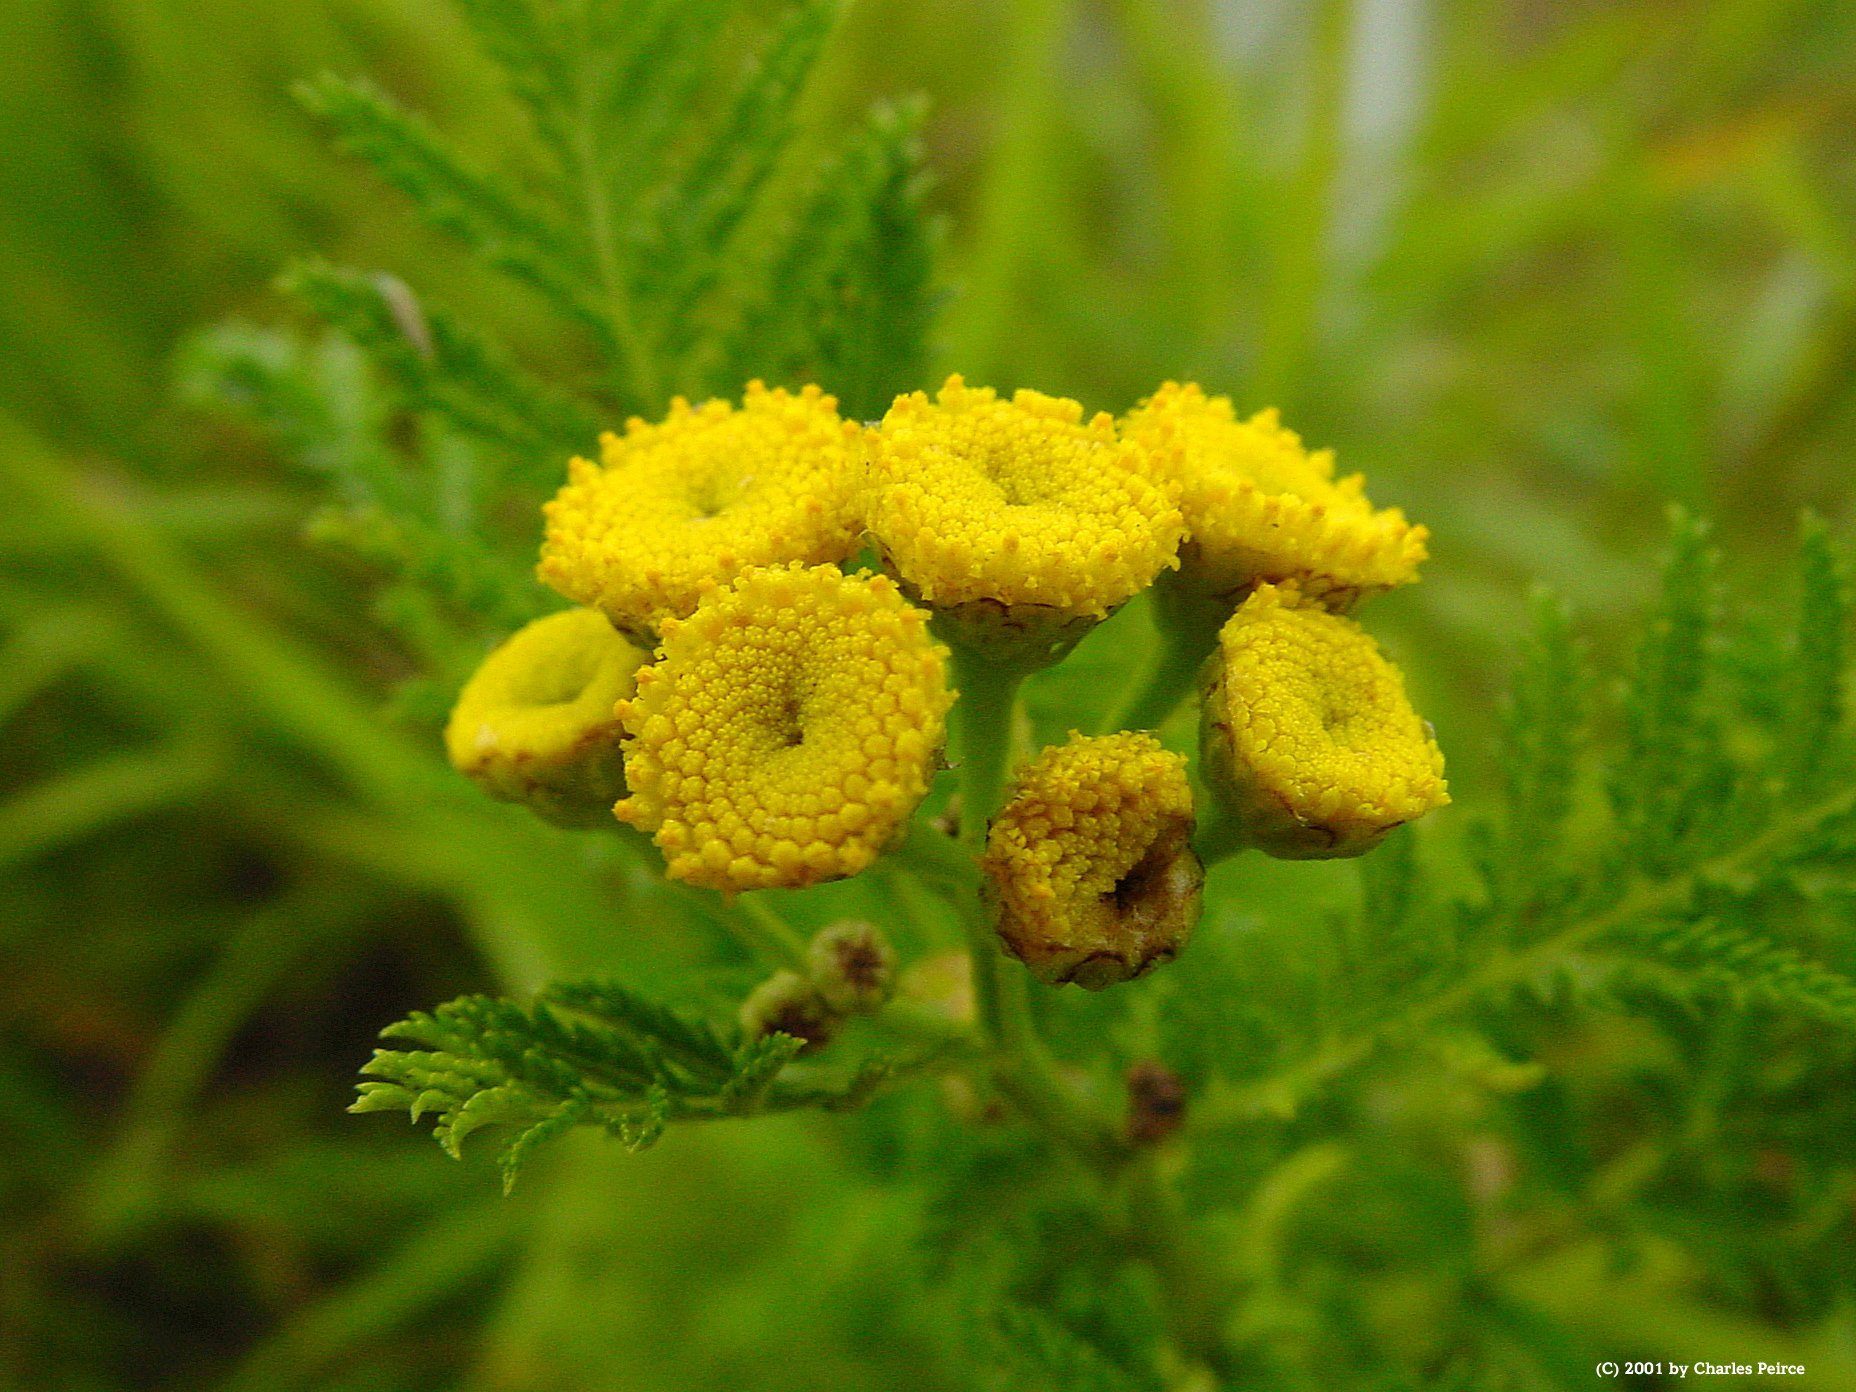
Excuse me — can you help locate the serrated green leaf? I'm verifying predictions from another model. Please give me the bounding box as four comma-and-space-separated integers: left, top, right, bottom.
1783, 514, 1848, 796
281, 260, 599, 476
296, 74, 603, 333
1614, 509, 1716, 871
1496, 586, 1583, 911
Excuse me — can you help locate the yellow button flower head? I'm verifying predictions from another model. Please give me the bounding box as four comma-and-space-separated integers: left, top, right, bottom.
864, 375, 1184, 661
1199, 584, 1448, 859
615, 564, 953, 894
982, 732, 1203, 990
539, 382, 863, 640
444, 607, 647, 826
1124, 382, 1427, 608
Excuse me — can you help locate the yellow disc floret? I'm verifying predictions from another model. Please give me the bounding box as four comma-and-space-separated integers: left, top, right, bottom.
1124, 382, 1427, 608
982, 732, 1203, 990
445, 607, 647, 826
1200, 585, 1448, 859
539, 382, 863, 640
614, 564, 954, 893
864, 376, 1185, 625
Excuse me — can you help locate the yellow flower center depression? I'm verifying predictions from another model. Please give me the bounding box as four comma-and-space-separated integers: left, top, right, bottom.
443, 607, 645, 825
1202, 585, 1448, 856
539, 382, 862, 639
864, 375, 1184, 618
615, 565, 953, 893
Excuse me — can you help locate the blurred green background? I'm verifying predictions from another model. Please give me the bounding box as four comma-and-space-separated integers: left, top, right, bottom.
2, 0, 1852, 1388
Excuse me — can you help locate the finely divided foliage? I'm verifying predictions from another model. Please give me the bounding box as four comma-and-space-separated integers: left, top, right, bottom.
351, 983, 803, 1191
183, 0, 935, 728
176, 0, 1856, 1383
1153, 516, 1856, 1143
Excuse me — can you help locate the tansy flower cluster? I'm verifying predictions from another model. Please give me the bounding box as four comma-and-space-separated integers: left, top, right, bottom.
443, 372, 1450, 1008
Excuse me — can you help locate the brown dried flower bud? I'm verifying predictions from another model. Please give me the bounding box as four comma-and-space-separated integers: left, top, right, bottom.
1125, 1060, 1188, 1146
806, 920, 898, 1016
737, 970, 837, 1054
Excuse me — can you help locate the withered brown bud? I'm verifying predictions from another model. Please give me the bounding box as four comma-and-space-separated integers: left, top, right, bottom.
737, 970, 837, 1054
1125, 1060, 1187, 1146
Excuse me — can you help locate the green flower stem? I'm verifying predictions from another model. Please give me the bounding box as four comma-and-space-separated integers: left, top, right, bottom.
947, 643, 1125, 1170
1191, 804, 1252, 868
1103, 568, 1227, 734
1120, 1153, 1237, 1385
1107, 628, 1209, 733
949, 644, 1028, 1046
950, 647, 1023, 857
730, 893, 810, 971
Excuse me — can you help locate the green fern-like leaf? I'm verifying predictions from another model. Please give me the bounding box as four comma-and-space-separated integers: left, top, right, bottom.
309, 505, 546, 634
1782, 513, 1848, 797
720, 97, 940, 416
642, 0, 841, 346
1495, 586, 1584, 914
281, 260, 598, 480
1620, 916, 1856, 1029
978, 1304, 1153, 1392
1612, 508, 1718, 872
294, 74, 602, 332
353, 985, 807, 1185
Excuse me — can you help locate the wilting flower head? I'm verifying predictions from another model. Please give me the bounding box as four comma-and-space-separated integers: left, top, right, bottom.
1199, 584, 1448, 858
539, 382, 862, 640
614, 564, 953, 893
863, 376, 1184, 653
982, 732, 1203, 990
1123, 382, 1426, 608
444, 607, 646, 826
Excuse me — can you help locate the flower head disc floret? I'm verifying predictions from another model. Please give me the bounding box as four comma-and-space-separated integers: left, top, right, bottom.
863, 376, 1185, 629
614, 564, 954, 893
1124, 382, 1427, 608
1200, 585, 1448, 859
444, 607, 646, 826
982, 732, 1203, 990
539, 382, 862, 640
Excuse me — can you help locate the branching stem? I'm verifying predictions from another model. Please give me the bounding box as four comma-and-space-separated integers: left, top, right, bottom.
1102, 566, 1226, 735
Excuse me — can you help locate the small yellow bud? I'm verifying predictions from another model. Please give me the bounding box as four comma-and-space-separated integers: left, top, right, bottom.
1199, 585, 1449, 859
982, 732, 1203, 989
443, 608, 645, 826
